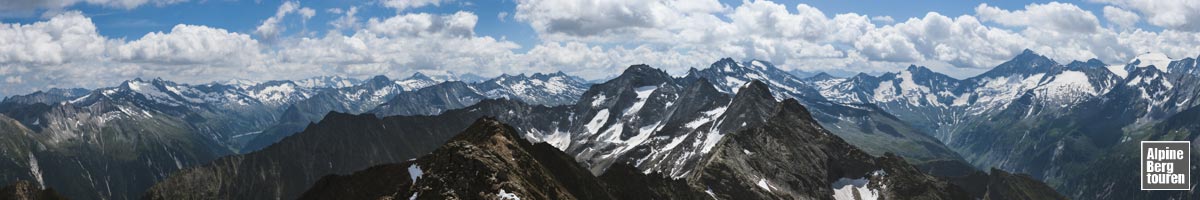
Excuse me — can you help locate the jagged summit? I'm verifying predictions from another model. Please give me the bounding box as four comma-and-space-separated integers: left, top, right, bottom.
406, 72, 434, 80
1067, 59, 1107, 69
804, 72, 837, 81
736, 80, 774, 101
619, 64, 672, 80
1130, 52, 1172, 71
974, 49, 1059, 79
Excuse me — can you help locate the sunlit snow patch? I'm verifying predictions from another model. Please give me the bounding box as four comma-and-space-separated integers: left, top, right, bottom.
498, 189, 521, 200
831, 173, 882, 200
408, 164, 423, 183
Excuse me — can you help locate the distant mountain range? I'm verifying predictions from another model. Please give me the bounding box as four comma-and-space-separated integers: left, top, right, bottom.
0, 50, 1197, 199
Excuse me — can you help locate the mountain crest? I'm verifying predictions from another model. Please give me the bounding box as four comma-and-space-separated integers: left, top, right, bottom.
736, 80, 774, 100
447, 117, 521, 145
770, 98, 817, 125
611, 64, 673, 87
805, 72, 836, 81
407, 72, 434, 81
1066, 59, 1106, 69
973, 49, 1060, 79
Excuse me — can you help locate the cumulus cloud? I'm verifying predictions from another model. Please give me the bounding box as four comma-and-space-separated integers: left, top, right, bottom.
515, 0, 726, 42
381, 0, 447, 12
329, 6, 360, 30
858, 13, 1031, 68
975, 2, 1101, 33
365, 11, 477, 37
0, 0, 186, 16
115, 24, 263, 65
0, 11, 108, 65
1103, 6, 1139, 30
276, 11, 519, 79
870, 16, 894, 24
254, 1, 315, 40
1094, 0, 1200, 31
7, 0, 1200, 98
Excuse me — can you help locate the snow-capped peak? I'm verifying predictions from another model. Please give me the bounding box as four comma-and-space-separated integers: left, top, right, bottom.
395, 73, 440, 91
1131, 52, 1172, 72
296, 76, 360, 89
1106, 65, 1128, 78
223, 79, 260, 89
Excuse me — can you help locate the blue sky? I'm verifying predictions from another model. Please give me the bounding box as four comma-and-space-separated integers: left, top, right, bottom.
0, 0, 1198, 97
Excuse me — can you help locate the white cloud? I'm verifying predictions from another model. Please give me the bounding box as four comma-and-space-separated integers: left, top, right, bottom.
1103, 6, 1139, 30
299, 7, 316, 20
0, 11, 108, 65
7, 0, 1200, 98
975, 2, 1101, 33
0, 0, 187, 15
276, 11, 520, 79
1094, 0, 1200, 31
115, 24, 263, 65
515, 0, 726, 42
329, 6, 360, 30
254, 1, 315, 40
365, 11, 476, 37
858, 13, 1032, 68
381, 0, 447, 12
870, 16, 894, 24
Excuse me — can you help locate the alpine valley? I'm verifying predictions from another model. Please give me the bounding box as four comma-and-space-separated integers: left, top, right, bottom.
0, 50, 1197, 200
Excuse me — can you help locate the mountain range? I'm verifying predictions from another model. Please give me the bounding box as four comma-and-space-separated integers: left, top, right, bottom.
0, 50, 1197, 199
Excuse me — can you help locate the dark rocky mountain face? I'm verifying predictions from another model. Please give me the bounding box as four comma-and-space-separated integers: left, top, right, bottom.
812, 50, 1200, 199
143, 99, 568, 200
246, 72, 590, 152
240, 75, 407, 152
1055, 104, 1200, 200
945, 168, 1068, 200
369, 81, 486, 117
0, 78, 290, 200
682, 59, 968, 172
148, 63, 1012, 199
296, 101, 1062, 200
473, 71, 590, 106
0, 180, 67, 200
972, 49, 1060, 80
0, 88, 89, 108
302, 118, 615, 200
692, 99, 970, 199
299, 118, 707, 200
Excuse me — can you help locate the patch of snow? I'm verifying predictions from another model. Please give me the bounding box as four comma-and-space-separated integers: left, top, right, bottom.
498, 189, 520, 200
1034, 70, 1097, 102
395, 79, 438, 91
28, 153, 43, 188
251, 83, 298, 103
591, 94, 608, 107
952, 93, 971, 106
128, 81, 176, 103
685, 106, 727, 130
1132, 52, 1172, 72
1106, 65, 1128, 78
584, 109, 610, 134
832, 177, 879, 200
541, 129, 572, 151
725, 77, 746, 93
756, 178, 773, 191
408, 163, 423, 183
624, 86, 658, 116
872, 80, 896, 102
